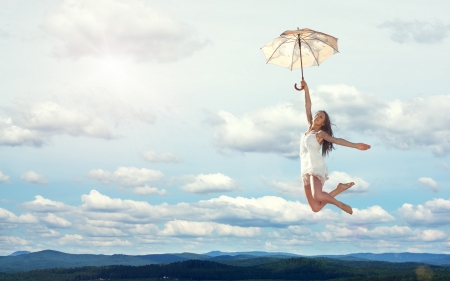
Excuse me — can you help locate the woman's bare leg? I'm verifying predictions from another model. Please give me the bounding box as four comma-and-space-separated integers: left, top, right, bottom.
310, 175, 353, 214
303, 184, 324, 212
304, 179, 355, 213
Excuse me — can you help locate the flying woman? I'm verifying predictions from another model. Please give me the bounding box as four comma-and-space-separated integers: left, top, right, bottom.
300, 80, 371, 214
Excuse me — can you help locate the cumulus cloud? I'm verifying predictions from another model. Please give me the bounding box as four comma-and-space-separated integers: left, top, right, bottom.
0, 207, 38, 224
0, 171, 10, 183
0, 101, 114, 147
398, 198, 450, 226
261, 176, 303, 197
0, 117, 46, 146
320, 225, 447, 242
418, 177, 440, 192
142, 151, 180, 163
88, 167, 164, 187
379, 19, 450, 44
160, 220, 261, 237
58, 234, 131, 247
29, 225, 61, 238
40, 213, 72, 228
6, 189, 450, 255
0, 236, 29, 247
132, 186, 167, 196
345, 206, 396, 225
209, 85, 450, 157
6, 190, 438, 253
78, 190, 337, 227
180, 173, 240, 194
207, 103, 304, 158
42, 0, 208, 62
19, 195, 72, 212
20, 171, 48, 185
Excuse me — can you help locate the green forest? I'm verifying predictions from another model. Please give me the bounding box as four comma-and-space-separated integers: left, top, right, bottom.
0, 257, 449, 281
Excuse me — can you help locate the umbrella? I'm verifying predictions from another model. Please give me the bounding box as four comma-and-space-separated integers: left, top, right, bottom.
261, 28, 339, 91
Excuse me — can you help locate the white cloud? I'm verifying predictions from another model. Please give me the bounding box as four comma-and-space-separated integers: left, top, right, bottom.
398, 198, 450, 226
0, 207, 38, 224
208, 103, 304, 158
88, 167, 164, 187
209, 85, 450, 157
42, 0, 208, 62
323, 171, 370, 195
142, 151, 180, 163
346, 206, 396, 225
76, 225, 128, 237
319, 225, 447, 242
261, 176, 303, 197
0, 171, 10, 183
0, 235, 29, 246
58, 234, 131, 247
418, 177, 440, 192
419, 229, 447, 242
132, 186, 166, 196
160, 220, 261, 237
20, 195, 72, 212
29, 225, 61, 238
180, 173, 240, 194
40, 213, 72, 228
20, 171, 48, 185
87, 169, 113, 184
0, 101, 114, 147
107, 167, 163, 186
379, 19, 450, 44
0, 117, 45, 146
81, 190, 155, 213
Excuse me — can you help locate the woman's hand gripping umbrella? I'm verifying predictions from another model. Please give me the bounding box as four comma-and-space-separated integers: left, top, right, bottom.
261, 28, 339, 91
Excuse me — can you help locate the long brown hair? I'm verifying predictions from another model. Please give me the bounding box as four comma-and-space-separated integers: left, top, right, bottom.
317, 110, 335, 157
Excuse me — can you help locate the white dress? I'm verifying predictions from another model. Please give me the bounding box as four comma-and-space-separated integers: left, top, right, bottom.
300, 133, 329, 186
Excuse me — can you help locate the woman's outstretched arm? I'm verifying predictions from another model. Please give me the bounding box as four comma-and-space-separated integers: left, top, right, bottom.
317, 131, 371, 150
303, 80, 313, 127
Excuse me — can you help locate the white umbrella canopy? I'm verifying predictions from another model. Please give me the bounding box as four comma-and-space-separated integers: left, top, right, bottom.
261, 28, 339, 90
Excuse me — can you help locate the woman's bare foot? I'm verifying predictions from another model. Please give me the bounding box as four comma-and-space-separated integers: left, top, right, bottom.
329, 182, 355, 198
337, 182, 355, 193
340, 203, 353, 215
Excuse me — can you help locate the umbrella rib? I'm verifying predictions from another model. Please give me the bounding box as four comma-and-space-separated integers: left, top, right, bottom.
302, 39, 320, 66
290, 36, 298, 71
304, 31, 339, 52
264, 37, 290, 63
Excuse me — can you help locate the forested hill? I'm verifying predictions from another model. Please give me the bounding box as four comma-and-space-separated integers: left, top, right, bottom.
1, 257, 450, 281
2, 250, 450, 274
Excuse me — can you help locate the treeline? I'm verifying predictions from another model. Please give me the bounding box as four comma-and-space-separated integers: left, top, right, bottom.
1, 257, 450, 281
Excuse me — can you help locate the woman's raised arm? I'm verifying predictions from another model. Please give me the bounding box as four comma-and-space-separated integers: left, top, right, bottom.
303, 80, 313, 126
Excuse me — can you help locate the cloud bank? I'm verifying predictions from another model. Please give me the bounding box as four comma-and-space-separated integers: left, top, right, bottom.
208, 85, 450, 157
4, 190, 446, 255
380, 19, 450, 44
0, 101, 114, 147
42, 0, 208, 62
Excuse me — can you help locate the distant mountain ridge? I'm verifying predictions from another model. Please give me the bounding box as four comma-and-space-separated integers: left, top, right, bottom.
1, 249, 450, 273
8, 251, 30, 256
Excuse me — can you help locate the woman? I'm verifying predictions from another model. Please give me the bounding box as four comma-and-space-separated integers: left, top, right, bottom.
300, 80, 370, 214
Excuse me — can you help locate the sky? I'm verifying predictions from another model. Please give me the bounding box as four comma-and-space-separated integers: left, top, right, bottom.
1, 0, 450, 256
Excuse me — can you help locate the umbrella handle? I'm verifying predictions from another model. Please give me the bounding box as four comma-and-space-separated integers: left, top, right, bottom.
294, 83, 304, 91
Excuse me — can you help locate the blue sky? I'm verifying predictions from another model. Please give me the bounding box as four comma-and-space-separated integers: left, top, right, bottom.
1, 0, 450, 256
